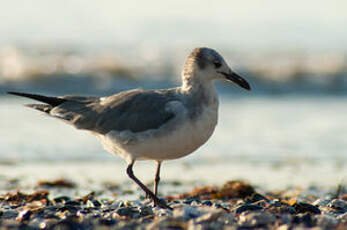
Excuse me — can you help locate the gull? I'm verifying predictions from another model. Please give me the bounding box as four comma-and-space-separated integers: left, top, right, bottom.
8, 47, 251, 209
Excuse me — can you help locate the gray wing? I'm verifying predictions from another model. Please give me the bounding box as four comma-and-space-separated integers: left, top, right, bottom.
50, 89, 177, 134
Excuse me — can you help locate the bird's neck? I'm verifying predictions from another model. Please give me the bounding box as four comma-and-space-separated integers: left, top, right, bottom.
181, 74, 218, 107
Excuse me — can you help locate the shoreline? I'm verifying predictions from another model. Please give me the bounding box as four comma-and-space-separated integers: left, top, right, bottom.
0, 161, 345, 191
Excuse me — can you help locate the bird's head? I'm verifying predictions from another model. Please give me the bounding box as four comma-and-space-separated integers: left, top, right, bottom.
182, 47, 251, 91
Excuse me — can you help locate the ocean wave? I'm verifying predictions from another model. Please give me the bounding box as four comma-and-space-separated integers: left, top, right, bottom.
1, 46, 346, 95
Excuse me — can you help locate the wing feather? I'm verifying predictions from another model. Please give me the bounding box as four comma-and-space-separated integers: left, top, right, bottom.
50, 89, 177, 134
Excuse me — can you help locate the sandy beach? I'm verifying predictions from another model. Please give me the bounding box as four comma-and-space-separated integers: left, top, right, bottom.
0, 161, 346, 229
0, 169, 346, 229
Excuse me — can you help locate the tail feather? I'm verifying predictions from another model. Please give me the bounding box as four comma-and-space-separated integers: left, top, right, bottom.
7, 91, 66, 107
25, 104, 53, 113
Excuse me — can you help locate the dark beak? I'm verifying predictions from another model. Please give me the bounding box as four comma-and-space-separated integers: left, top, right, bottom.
218, 71, 251, 91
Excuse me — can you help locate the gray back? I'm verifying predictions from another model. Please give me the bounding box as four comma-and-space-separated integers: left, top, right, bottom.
51, 89, 179, 134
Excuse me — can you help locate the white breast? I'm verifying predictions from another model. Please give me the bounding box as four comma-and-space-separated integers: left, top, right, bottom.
136, 103, 218, 161
97, 82, 220, 163
189, 103, 218, 149
98, 101, 218, 162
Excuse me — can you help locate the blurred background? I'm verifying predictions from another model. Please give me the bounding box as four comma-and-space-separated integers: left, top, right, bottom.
0, 0, 346, 189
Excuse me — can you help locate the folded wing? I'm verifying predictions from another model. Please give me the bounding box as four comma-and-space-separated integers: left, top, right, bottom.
47, 89, 177, 134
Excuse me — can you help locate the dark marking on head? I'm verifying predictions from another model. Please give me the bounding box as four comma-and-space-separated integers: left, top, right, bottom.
182, 47, 227, 88
186, 47, 225, 71
189, 48, 207, 69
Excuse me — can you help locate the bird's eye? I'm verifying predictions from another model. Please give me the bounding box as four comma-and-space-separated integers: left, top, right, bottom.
214, 62, 222, 69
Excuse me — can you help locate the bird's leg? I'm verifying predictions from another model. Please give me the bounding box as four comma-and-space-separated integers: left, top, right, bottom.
126, 161, 172, 210
145, 161, 161, 199
154, 161, 161, 197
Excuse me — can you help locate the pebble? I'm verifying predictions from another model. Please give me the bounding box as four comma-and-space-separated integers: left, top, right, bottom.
2, 210, 18, 219
86, 199, 102, 208
183, 197, 200, 205
316, 214, 339, 229
238, 211, 276, 227
296, 213, 316, 228
16, 209, 32, 222
201, 200, 213, 206
277, 224, 290, 230
312, 198, 330, 207
235, 204, 263, 214
64, 200, 81, 206
194, 209, 226, 224
0, 181, 346, 229
327, 199, 347, 212
146, 216, 187, 230
173, 206, 203, 220
53, 196, 71, 204
292, 202, 321, 214
138, 206, 154, 217
116, 206, 139, 217
98, 217, 117, 226
245, 192, 270, 203
337, 212, 347, 221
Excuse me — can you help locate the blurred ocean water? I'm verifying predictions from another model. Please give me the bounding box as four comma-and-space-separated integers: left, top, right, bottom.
1, 46, 346, 166
1, 92, 346, 188
1, 93, 346, 165
0, 45, 346, 96
0, 45, 346, 188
